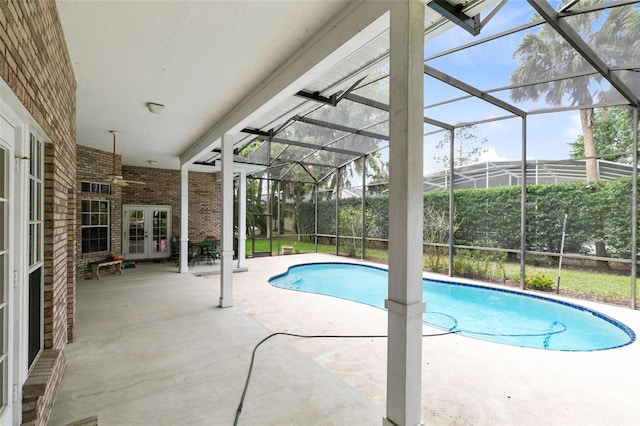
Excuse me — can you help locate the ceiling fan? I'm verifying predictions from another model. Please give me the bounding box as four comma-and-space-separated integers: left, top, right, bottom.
106, 130, 146, 187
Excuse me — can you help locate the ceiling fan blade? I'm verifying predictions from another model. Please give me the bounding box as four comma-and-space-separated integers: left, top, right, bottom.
122, 179, 146, 185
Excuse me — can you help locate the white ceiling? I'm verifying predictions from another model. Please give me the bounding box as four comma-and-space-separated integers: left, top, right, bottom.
56, 0, 351, 170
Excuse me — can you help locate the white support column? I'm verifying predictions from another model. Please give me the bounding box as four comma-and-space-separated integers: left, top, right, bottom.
237, 170, 247, 269
220, 133, 235, 307
179, 165, 189, 273
384, 1, 425, 426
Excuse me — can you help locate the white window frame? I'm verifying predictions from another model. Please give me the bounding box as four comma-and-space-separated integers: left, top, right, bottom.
1, 76, 50, 425
0, 113, 13, 421
27, 133, 44, 369
81, 199, 110, 254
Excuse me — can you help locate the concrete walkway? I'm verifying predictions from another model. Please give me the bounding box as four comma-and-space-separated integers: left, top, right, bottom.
49, 258, 382, 425
51, 254, 640, 425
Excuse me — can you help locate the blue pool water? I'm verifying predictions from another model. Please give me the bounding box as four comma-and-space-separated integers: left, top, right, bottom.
269, 262, 635, 351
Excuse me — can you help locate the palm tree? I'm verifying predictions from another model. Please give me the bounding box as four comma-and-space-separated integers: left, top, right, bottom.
510, 1, 639, 263
510, 1, 604, 181
510, 1, 639, 181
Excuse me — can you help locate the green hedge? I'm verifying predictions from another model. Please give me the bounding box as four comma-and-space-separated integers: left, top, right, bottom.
294, 177, 638, 258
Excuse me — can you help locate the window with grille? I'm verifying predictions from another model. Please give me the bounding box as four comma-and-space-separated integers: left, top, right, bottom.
28, 133, 44, 368
81, 199, 110, 253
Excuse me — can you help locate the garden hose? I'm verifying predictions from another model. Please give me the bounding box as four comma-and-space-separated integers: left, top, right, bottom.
233, 330, 458, 426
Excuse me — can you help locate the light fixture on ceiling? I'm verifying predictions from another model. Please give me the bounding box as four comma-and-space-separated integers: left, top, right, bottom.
147, 160, 158, 166
147, 102, 165, 114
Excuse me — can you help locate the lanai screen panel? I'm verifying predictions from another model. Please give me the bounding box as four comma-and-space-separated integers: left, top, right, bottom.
305, 150, 360, 169
305, 98, 389, 133
365, 146, 389, 241
328, 134, 387, 155
565, 3, 640, 70
317, 184, 337, 238
352, 69, 390, 104
274, 145, 318, 164
235, 0, 640, 186
613, 70, 640, 100
280, 121, 349, 146
337, 158, 364, 256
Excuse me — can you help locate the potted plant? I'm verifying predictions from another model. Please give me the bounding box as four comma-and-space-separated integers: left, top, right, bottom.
281, 245, 293, 255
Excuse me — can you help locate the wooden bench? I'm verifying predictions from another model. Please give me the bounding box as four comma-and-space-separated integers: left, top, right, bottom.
90, 259, 123, 280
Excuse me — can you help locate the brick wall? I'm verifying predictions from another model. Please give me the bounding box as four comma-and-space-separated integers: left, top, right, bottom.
76, 145, 123, 279
74, 152, 222, 278
123, 165, 221, 242
0, 1, 77, 425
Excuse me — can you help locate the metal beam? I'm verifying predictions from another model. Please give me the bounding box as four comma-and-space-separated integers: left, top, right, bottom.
295, 90, 339, 106
427, 0, 481, 36
425, 64, 527, 117
241, 128, 273, 138
527, 0, 639, 107
480, 0, 508, 29
270, 136, 363, 157
343, 92, 455, 130
425, 20, 541, 62
559, 0, 639, 17
294, 115, 389, 141
558, 0, 580, 13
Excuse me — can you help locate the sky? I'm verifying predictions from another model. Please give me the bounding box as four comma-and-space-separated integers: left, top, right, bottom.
340, 0, 633, 185
419, 0, 590, 174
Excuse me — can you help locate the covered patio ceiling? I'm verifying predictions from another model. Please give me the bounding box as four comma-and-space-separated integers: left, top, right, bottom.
195, 0, 640, 185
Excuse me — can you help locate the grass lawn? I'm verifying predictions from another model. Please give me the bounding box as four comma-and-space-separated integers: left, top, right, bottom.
246, 237, 638, 305
503, 263, 634, 302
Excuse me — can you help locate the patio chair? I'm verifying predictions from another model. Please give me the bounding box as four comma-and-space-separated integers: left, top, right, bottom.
202, 237, 220, 264
188, 244, 200, 267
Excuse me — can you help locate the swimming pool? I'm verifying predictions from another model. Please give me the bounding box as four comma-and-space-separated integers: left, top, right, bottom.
269, 262, 635, 351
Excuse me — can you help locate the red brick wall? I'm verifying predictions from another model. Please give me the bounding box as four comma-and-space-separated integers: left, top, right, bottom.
123, 165, 221, 242
74, 152, 222, 278
76, 145, 123, 279
0, 1, 76, 424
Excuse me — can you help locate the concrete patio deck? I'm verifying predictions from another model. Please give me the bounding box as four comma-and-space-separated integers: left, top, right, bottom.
50, 253, 640, 425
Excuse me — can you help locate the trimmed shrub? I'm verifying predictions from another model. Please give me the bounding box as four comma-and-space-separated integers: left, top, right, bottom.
525, 273, 554, 291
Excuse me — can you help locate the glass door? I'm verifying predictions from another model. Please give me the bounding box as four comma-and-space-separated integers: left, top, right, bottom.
123, 205, 171, 260
151, 209, 169, 255
125, 208, 145, 256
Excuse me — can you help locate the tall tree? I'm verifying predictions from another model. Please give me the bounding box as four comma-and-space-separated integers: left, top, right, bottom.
510, 1, 639, 181
433, 125, 488, 169
510, 1, 639, 263
568, 105, 636, 163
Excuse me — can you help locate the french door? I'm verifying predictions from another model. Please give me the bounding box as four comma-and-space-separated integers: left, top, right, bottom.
123, 205, 171, 260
